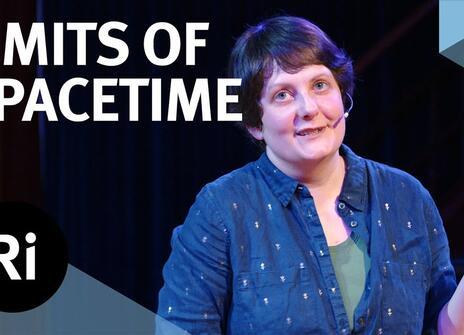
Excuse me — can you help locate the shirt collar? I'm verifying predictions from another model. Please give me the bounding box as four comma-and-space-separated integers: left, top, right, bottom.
255, 144, 367, 211
255, 154, 299, 207
338, 144, 367, 211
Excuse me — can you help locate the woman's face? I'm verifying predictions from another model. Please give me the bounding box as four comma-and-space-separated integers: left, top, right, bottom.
249, 64, 345, 175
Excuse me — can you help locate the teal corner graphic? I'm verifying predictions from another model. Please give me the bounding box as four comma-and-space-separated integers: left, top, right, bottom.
0, 265, 188, 335
440, 0, 464, 67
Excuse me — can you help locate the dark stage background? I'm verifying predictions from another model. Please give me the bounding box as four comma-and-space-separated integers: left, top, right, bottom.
0, 0, 463, 312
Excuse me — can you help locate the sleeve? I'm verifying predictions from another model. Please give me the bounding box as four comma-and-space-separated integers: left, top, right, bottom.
156, 186, 231, 335
422, 189, 457, 333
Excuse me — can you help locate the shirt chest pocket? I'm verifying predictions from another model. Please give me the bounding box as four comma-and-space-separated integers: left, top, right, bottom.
234, 266, 322, 333
381, 261, 429, 334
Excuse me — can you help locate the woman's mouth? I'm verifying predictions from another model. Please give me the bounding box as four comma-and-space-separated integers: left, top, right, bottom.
295, 126, 326, 136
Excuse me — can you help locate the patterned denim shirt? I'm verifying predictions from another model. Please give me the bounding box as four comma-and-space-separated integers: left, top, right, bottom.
157, 145, 457, 335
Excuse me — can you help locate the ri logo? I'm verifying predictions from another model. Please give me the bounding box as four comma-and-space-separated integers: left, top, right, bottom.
0, 232, 37, 280
0, 202, 68, 312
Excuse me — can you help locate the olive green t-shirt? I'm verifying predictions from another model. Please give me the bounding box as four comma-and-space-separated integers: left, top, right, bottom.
329, 233, 371, 330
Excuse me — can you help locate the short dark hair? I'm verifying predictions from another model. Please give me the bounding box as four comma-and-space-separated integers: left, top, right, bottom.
228, 16, 354, 131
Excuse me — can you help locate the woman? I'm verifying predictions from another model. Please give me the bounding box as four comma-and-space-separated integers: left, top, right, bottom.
157, 16, 463, 334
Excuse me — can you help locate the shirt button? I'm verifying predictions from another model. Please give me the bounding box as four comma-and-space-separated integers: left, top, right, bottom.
338, 202, 346, 210
350, 220, 358, 228
358, 317, 365, 327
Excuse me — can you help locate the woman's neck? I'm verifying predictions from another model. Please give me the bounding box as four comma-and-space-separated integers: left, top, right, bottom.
301, 153, 345, 200
266, 149, 346, 199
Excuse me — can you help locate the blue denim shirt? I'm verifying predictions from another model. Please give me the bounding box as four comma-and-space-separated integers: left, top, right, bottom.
157, 145, 457, 334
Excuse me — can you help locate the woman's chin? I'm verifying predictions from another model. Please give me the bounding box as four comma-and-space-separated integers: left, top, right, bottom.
297, 144, 339, 162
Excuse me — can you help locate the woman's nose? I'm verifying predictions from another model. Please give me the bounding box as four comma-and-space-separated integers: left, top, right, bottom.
297, 93, 318, 119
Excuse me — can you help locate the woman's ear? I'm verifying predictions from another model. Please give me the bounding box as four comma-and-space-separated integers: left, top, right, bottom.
247, 126, 263, 141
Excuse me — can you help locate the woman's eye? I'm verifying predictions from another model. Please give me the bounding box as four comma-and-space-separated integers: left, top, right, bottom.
314, 81, 328, 91
274, 91, 291, 101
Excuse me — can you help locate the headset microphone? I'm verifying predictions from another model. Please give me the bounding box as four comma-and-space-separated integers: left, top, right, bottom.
331, 93, 353, 129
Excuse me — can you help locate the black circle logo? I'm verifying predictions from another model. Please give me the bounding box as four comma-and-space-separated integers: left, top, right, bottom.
0, 202, 68, 312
